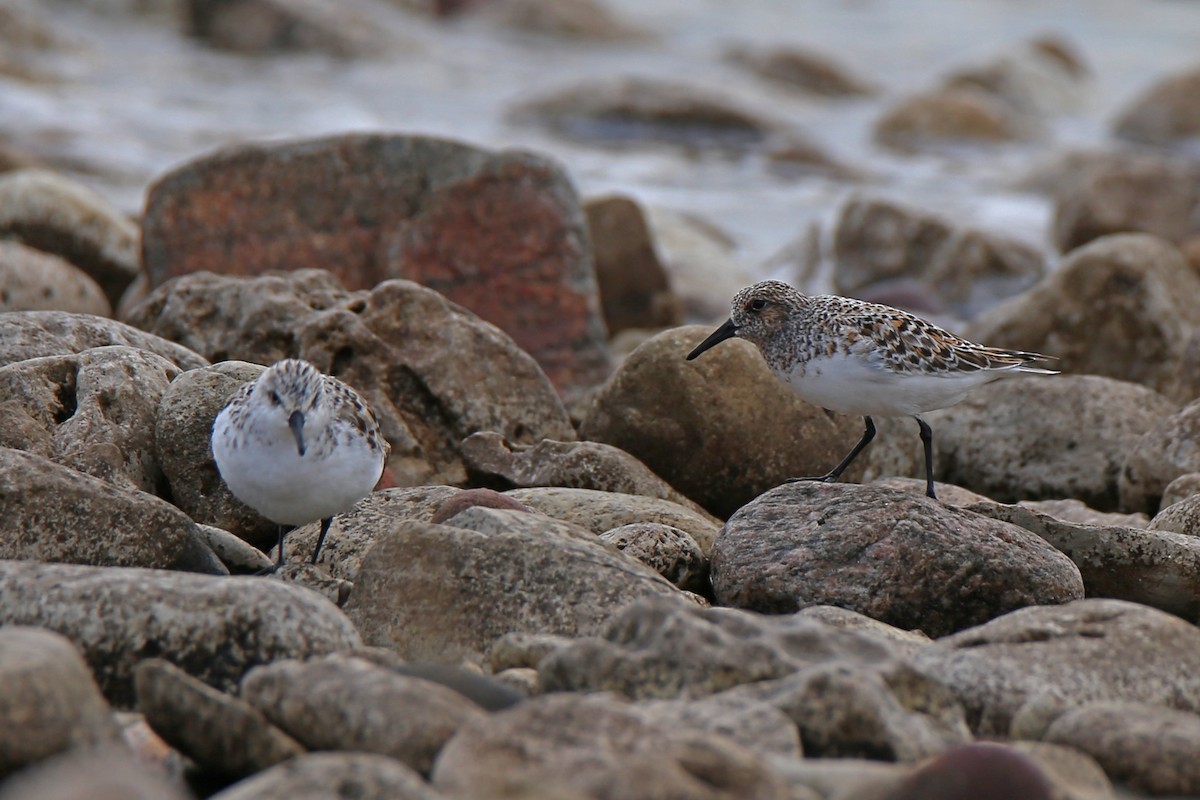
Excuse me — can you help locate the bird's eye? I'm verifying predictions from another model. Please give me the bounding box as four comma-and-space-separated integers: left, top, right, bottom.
749, 298, 767, 312
269, 391, 282, 406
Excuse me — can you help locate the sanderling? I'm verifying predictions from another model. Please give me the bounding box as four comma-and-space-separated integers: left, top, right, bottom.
686, 280, 1056, 499
211, 359, 389, 568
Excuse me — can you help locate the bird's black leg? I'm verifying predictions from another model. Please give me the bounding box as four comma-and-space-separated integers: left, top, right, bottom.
787, 416, 876, 484
916, 416, 936, 500
311, 517, 333, 564
276, 524, 288, 569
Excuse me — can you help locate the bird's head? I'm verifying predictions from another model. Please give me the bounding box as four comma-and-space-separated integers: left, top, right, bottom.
251, 359, 326, 456
686, 280, 807, 360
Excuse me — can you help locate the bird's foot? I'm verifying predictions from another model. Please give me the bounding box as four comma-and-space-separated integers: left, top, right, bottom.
784, 474, 838, 484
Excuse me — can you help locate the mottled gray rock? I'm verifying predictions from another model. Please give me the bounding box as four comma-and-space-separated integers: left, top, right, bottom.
712, 483, 1083, 637
241, 655, 485, 775
134, 658, 304, 779
154, 361, 275, 549
1018, 498, 1148, 529
431, 692, 791, 800
969, 234, 1200, 396
1162, 472, 1200, 508
441, 505, 595, 542
1151, 493, 1200, 538
0, 560, 361, 706
127, 271, 575, 486
599, 523, 708, 594
912, 599, 1200, 736
352, 649, 525, 712
462, 432, 705, 514
0, 751, 191, 800
1043, 702, 1200, 797
0, 627, 121, 776
0, 448, 225, 573
582, 326, 865, 519
1121, 397, 1200, 514
863, 375, 1174, 511
535, 595, 910, 699
210, 752, 442, 800
0, 346, 181, 495
0, 311, 207, 370
505, 487, 721, 554
1006, 741, 1115, 800
346, 515, 690, 665
0, 170, 139, 306
636, 693, 802, 758
765, 758, 902, 800
196, 523, 274, 573
0, 240, 111, 316
792, 606, 932, 651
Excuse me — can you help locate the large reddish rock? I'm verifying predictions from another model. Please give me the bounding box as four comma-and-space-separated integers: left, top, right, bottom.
141, 133, 610, 394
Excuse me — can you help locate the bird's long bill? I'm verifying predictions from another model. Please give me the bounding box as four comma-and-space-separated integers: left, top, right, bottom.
686, 319, 738, 361
288, 410, 307, 456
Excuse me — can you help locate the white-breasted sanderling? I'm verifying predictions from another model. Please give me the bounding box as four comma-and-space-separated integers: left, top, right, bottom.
686, 280, 1056, 499
211, 358, 389, 568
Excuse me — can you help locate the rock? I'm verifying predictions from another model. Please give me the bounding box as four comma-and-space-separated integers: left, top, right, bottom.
534, 595, 913, 699
431, 692, 790, 800
1114, 65, 1200, 150
286, 486, 459, 580
1149, 493, 1200, 537
1043, 702, 1200, 797
352, 650, 525, 711
912, 598, 1200, 736
968, 234, 1200, 395
0, 311, 207, 370
0, 627, 121, 776
346, 513, 690, 665
240, 654, 485, 775
511, 76, 785, 154
1162, 472, 1200, 508
874, 87, 1027, 154
1017, 498, 1148, 528
0, 751, 191, 800
599, 523, 708, 594
271, 562, 353, 607
183, 0, 389, 57
209, 752, 442, 800
462, 433, 706, 513
0, 240, 111, 316
956, 498, 1200, 622
504, 487, 720, 553
583, 195, 681, 335
0, 560, 361, 706
1120, 398, 1200, 514
134, 658, 304, 779
439, 505, 595, 542
1051, 151, 1200, 252
792, 606, 932, 651
724, 44, 875, 97
943, 36, 1089, 117
712, 483, 1082, 637
863, 375, 1174, 510
127, 271, 576, 486
766, 758, 904, 800
154, 361, 275, 549
0, 170, 139, 307
581, 326, 865, 519
832, 197, 1045, 317
636, 694, 802, 758
478, 0, 651, 41
428, 486, 534, 524
0, 448, 224, 573
1006, 741, 1115, 800
140, 133, 610, 395
882, 742, 1056, 800
0, 345, 182, 495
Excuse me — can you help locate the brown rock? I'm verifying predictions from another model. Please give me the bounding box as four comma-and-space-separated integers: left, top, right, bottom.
1114, 65, 1200, 149
582, 326, 865, 519
127, 271, 575, 486
584, 194, 681, 334
478, 0, 652, 41
0, 170, 139, 307
0, 752, 191, 800
874, 87, 1027, 154
636, 693, 802, 758
140, 133, 609, 395
209, 752, 442, 800
833, 197, 1045, 316
429, 486, 534, 524
1120, 397, 1200, 514
599, 523, 708, 595
1017, 498, 1148, 528
431, 692, 790, 800
943, 36, 1089, 117
883, 743, 1055, 800
183, 0, 389, 57
712, 483, 1083, 637
725, 44, 875, 97
134, 658, 305, 779
968, 234, 1200, 395
0, 310, 207, 370
462, 432, 706, 514
913, 599, 1200, 736
0, 240, 111, 316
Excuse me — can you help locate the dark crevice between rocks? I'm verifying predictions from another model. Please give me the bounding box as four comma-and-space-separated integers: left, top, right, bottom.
52, 372, 79, 424
386, 364, 462, 475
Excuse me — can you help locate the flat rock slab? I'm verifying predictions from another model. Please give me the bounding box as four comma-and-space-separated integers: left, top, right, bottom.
141, 133, 609, 394
0, 560, 361, 707
0, 310, 207, 370
712, 483, 1083, 637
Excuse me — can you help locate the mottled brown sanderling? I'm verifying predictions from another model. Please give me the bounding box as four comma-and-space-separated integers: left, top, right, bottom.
211, 358, 388, 568
687, 280, 1056, 499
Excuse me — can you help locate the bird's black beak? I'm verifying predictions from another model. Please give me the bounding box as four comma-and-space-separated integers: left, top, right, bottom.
686, 319, 738, 360
288, 410, 306, 456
